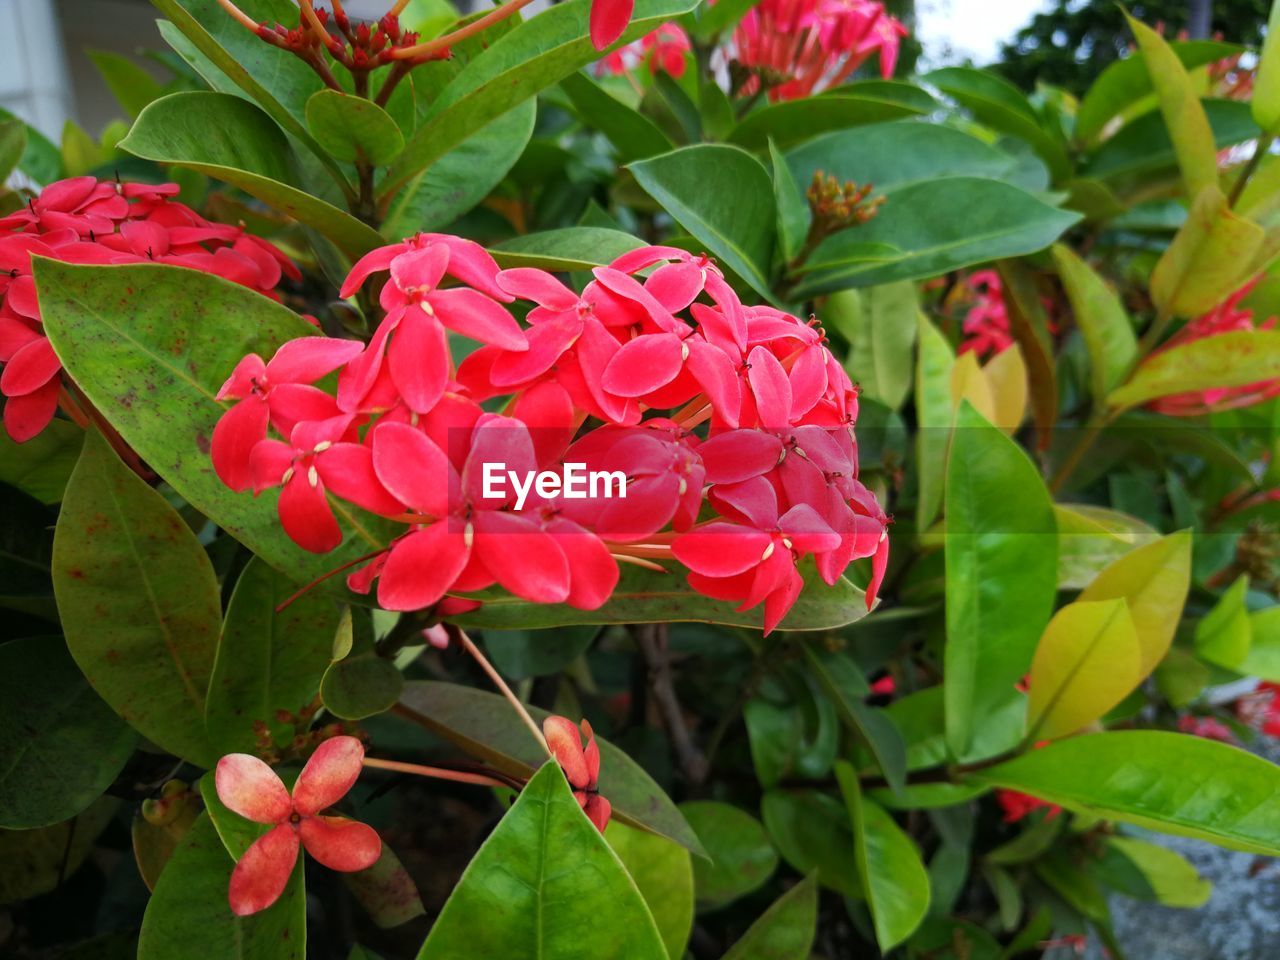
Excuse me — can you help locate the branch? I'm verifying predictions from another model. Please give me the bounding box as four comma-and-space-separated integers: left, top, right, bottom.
387, 0, 539, 61
633, 624, 709, 783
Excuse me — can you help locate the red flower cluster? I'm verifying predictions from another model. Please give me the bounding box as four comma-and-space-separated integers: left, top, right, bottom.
957, 270, 1015, 358
597, 23, 692, 78
726, 0, 908, 101
1147, 279, 1280, 417
0, 176, 297, 442
211, 235, 889, 634
1236, 681, 1280, 737
996, 789, 1061, 824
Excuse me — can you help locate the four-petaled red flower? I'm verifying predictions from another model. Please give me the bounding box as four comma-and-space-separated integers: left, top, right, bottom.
215, 736, 381, 916
543, 715, 612, 833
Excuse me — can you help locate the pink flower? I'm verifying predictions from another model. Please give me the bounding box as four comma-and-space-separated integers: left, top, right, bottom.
589, 0, 634, 51
958, 270, 1014, 358
215, 736, 380, 916
1237, 681, 1280, 737
641, 24, 691, 77
543, 715, 612, 832
1177, 714, 1235, 743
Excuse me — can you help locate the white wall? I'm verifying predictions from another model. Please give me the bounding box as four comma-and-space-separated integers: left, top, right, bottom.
0, 0, 74, 139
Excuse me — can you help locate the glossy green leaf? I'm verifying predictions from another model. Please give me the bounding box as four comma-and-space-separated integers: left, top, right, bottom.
383, 100, 535, 237
744, 695, 838, 787
793, 178, 1080, 294
1078, 531, 1192, 675
121, 92, 381, 259
1148, 185, 1265, 319
52, 429, 220, 766
561, 72, 673, 162
1126, 13, 1219, 198
0, 117, 27, 182
915, 314, 954, 529
1051, 244, 1136, 403
1235, 607, 1280, 681
970, 731, 1280, 855
206, 558, 342, 755
451, 562, 870, 632
483, 626, 598, 679
1109, 329, 1280, 410
770, 139, 811, 264
925, 67, 1069, 179
305, 90, 404, 165
630, 144, 776, 300
690, 0, 761, 38
760, 790, 859, 898
1076, 40, 1241, 145
1194, 575, 1252, 670
1255, 1, 1280, 133
1106, 836, 1211, 908
343, 845, 427, 929
1055, 503, 1160, 591
35, 258, 389, 583
0, 798, 118, 904
0, 637, 135, 828
944, 402, 1058, 760
397, 682, 702, 855
138, 814, 305, 960
678, 801, 778, 910
836, 762, 930, 950
728, 95, 925, 150
825, 281, 918, 410
606, 820, 694, 959
417, 762, 667, 960
1027, 598, 1140, 741
720, 874, 817, 960
0, 419, 82, 504
985, 813, 1063, 866
382, 0, 699, 201
88, 50, 163, 119
491, 226, 647, 271
0, 107, 60, 184
320, 651, 404, 721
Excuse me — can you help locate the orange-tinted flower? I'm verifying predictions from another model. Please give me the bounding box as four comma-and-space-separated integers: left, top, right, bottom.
543, 715, 612, 832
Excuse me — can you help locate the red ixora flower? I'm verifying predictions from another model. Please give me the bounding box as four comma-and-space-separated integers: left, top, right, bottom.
543, 715, 612, 832
589, 0, 635, 50
215, 736, 381, 916
995, 789, 1061, 824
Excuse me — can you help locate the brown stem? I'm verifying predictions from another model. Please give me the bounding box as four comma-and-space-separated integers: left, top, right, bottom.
375, 60, 411, 107
700, 633, 788, 779
215, 0, 261, 32
361, 756, 514, 789
56, 385, 90, 429
633, 624, 709, 783
456, 628, 551, 757
1229, 134, 1275, 208
387, 0, 539, 60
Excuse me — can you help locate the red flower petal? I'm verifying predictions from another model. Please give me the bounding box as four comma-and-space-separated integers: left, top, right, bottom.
472, 511, 571, 603
293, 736, 365, 816
340, 243, 402, 299
543, 716, 591, 788
299, 815, 382, 872
211, 398, 269, 493
388, 310, 449, 413
278, 471, 342, 553
0, 336, 60, 397
371, 421, 454, 517
867, 530, 889, 610
546, 518, 619, 610
581, 718, 601, 786
265, 337, 363, 384
3, 376, 60, 442
746, 346, 792, 429
496, 267, 578, 309
266, 383, 341, 438
228, 824, 300, 917
584, 793, 612, 833
462, 415, 539, 508
376, 523, 471, 611
315, 443, 404, 517
673, 523, 772, 577
428, 288, 527, 351
698, 429, 782, 484
215, 753, 293, 824
601, 332, 684, 397
389, 243, 449, 294
215, 353, 266, 401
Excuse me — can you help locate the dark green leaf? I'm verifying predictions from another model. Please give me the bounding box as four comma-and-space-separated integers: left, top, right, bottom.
721, 874, 817, 960
561, 72, 674, 162
0, 419, 82, 504
483, 625, 598, 679
0, 798, 118, 904
770, 139, 810, 264
823, 281, 918, 410
0, 118, 27, 182
306, 90, 404, 165
728, 96, 925, 151
606, 820, 694, 959
343, 844, 427, 929
88, 50, 164, 119
491, 226, 647, 271
760, 789, 859, 898
678, 801, 778, 910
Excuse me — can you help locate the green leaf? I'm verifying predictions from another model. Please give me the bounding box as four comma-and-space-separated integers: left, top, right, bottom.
1193, 575, 1252, 670
88, 50, 164, 119
836, 762, 930, 950
52, 429, 220, 767
678, 801, 778, 910
744, 695, 838, 787
205, 558, 342, 755
690, 0, 759, 39
1106, 836, 1211, 908
0, 798, 118, 904
138, 814, 305, 960
483, 625, 598, 679
728, 95, 925, 151
969, 730, 1280, 856
1055, 503, 1160, 591
0, 108, 61, 184
561, 72, 674, 163
382, 100, 535, 236
1026, 598, 1141, 741
1078, 530, 1191, 675
0, 419, 83, 504
1051, 244, 1137, 404
0, 118, 27, 182
770, 139, 810, 265
491, 226, 647, 271
199, 770, 268, 859
825, 281, 918, 410
320, 648, 404, 721
0, 637, 135, 828
1109, 329, 1280, 410
1235, 607, 1280, 681
924, 67, 1069, 180
1126, 14, 1220, 199
993, 258, 1056, 441
630, 144, 776, 301
1148, 185, 1265, 319
915, 314, 955, 530
450, 562, 871, 632
306, 90, 404, 165
121, 92, 382, 259
792, 178, 1080, 294
397, 681, 702, 855
382, 0, 699, 201
606, 820, 694, 959
343, 845, 427, 929
1255, 1, 1280, 133
760, 790, 859, 898
35, 258, 389, 583
417, 762, 667, 960
1076, 40, 1241, 145
944, 402, 1058, 761
721, 874, 818, 960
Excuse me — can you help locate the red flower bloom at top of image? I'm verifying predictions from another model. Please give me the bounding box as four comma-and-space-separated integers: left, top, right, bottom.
215, 736, 380, 916
0, 176, 298, 443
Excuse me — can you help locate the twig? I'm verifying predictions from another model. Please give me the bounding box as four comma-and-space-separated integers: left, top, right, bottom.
361, 756, 515, 789
633, 624, 709, 783
386, 0, 539, 60
1229, 134, 1275, 208
215, 0, 260, 32
456, 628, 551, 756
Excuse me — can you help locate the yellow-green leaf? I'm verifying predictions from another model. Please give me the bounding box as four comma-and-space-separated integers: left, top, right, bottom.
1055, 504, 1160, 591
1078, 530, 1192, 675
950, 350, 996, 423
1027, 598, 1140, 741
1109, 328, 1280, 410
981, 344, 1028, 433
1194, 575, 1252, 669
1107, 837, 1212, 908
915, 314, 955, 529
1235, 607, 1280, 681
1253, 0, 1280, 134
1051, 244, 1137, 403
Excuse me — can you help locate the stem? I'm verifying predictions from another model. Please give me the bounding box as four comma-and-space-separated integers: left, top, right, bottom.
56, 385, 90, 429
297, 0, 335, 50
701, 632, 787, 778
1229, 134, 1274, 207
375, 60, 410, 107
1135, 304, 1175, 358
1049, 411, 1113, 495
389, 0, 411, 14
456, 629, 551, 757
361, 756, 513, 789
633, 624, 709, 783
275, 549, 386, 612
387, 0, 539, 60
215, 0, 260, 32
